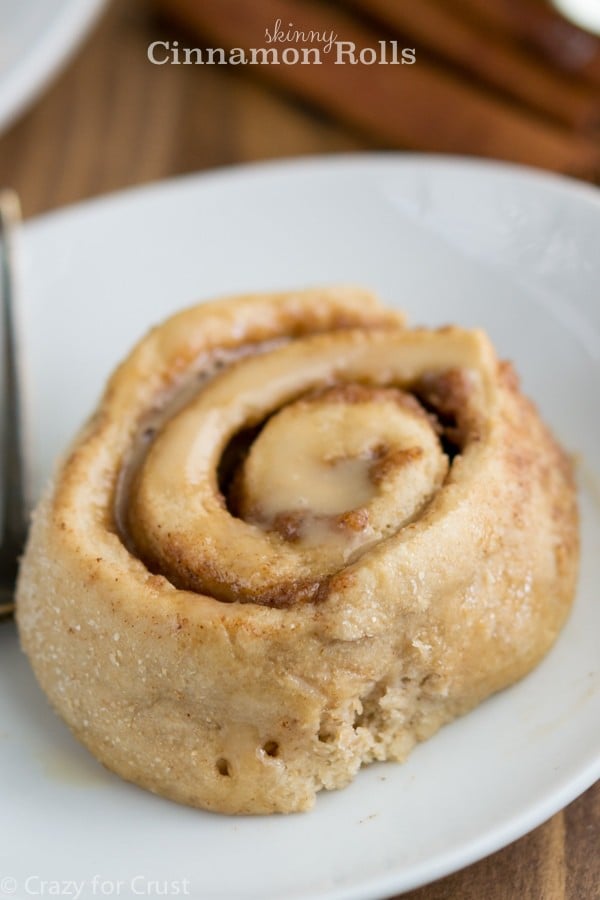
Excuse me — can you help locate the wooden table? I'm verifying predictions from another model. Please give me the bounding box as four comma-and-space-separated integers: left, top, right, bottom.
0, 1, 597, 896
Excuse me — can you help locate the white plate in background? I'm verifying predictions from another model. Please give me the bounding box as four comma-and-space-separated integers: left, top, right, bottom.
553, 0, 600, 34
1, 155, 599, 899
0, 0, 106, 133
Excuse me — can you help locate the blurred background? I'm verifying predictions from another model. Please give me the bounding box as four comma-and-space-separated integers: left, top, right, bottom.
0, 0, 599, 218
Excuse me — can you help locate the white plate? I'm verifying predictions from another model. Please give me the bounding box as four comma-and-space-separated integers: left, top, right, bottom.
1, 155, 599, 900
553, 0, 600, 33
0, 0, 106, 133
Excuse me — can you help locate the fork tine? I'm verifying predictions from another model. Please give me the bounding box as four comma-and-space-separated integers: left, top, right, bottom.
0, 189, 30, 618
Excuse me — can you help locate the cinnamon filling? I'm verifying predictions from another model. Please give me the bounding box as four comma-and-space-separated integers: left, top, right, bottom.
114, 323, 488, 608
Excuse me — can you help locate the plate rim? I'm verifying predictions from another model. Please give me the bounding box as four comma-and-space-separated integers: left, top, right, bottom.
24, 151, 600, 234
0, 0, 107, 134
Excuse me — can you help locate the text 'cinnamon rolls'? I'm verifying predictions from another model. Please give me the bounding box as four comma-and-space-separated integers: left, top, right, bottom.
17, 286, 579, 814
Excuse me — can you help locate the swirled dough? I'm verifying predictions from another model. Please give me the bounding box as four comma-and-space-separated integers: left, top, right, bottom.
17, 286, 579, 814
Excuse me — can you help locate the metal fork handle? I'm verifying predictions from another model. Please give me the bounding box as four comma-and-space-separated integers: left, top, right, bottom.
0, 190, 29, 617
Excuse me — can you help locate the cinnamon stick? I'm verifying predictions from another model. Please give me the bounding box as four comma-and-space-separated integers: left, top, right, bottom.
155, 0, 600, 179
345, 0, 600, 131
453, 0, 600, 85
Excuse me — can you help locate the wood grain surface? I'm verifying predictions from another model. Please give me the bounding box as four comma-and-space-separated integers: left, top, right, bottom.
0, 1, 597, 897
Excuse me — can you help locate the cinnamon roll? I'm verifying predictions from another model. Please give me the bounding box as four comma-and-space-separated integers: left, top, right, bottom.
16, 286, 579, 814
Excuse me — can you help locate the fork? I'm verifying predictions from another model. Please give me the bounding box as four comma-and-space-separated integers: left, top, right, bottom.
0, 190, 30, 619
